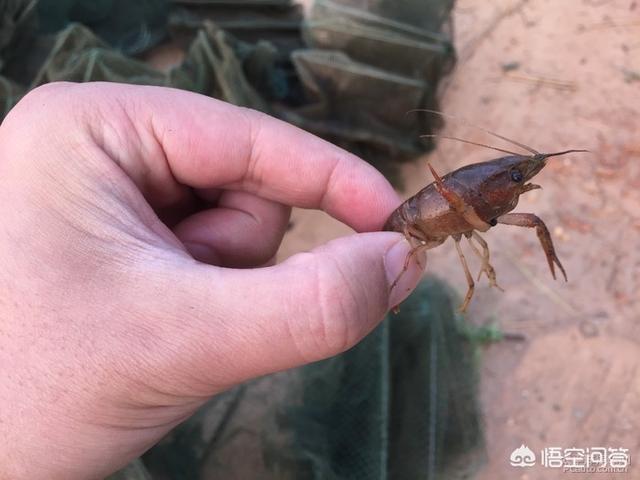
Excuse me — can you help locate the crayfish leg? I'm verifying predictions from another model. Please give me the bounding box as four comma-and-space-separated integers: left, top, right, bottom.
389, 242, 429, 314
389, 243, 428, 294
389, 231, 443, 313
389, 227, 428, 294
466, 231, 504, 291
497, 213, 568, 281
453, 235, 475, 313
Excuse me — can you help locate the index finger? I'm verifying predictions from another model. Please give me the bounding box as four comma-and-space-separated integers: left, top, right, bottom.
116, 84, 400, 232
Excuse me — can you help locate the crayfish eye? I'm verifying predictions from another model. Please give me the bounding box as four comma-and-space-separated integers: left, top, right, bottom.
510, 169, 524, 182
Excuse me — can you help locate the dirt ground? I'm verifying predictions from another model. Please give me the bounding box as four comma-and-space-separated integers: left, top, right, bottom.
279, 0, 640, 478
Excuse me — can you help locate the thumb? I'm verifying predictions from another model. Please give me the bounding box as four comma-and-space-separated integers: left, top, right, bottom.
154, 232, 424, 389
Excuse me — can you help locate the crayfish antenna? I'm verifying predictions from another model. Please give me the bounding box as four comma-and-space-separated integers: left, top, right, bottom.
421, 134, 524, 157
408, 108, 540, 155
541, 149, 590, 159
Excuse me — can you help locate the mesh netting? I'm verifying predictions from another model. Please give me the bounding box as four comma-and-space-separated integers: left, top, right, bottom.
0, 0, 455, 182
118, 277, 485, 480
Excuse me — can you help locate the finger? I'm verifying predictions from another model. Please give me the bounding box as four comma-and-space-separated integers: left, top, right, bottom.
22, 82, 400, 232
142, 232, 425, 391
173, 190, 291, 267
145, 86, 399, 231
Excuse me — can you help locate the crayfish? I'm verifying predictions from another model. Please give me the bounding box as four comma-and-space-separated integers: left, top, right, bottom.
385, 112, 587, 312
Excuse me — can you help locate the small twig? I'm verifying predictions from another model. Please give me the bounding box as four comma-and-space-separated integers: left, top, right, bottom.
620, 67, 640, 83
502, 73, 578, 91
580, 20, 640, 31
606, 252, 622, 293
460, 0, 529, 62
502, 331, 528, 342
504, 249, 577, 315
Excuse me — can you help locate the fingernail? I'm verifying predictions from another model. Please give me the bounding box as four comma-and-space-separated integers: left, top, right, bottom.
384, 239, 426, 309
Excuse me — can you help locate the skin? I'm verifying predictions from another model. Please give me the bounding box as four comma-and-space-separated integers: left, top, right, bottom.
0, 82, 424, 480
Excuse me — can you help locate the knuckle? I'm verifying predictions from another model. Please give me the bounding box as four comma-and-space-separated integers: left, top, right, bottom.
4, 82, 71, 123
239, 107, 268, 186
0, 83, 82, 156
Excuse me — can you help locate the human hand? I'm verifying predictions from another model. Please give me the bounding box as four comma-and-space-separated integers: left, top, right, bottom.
0, 82, 423, 479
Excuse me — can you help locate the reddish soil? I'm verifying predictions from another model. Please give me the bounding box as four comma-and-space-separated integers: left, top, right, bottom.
282, 1, 640, 478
